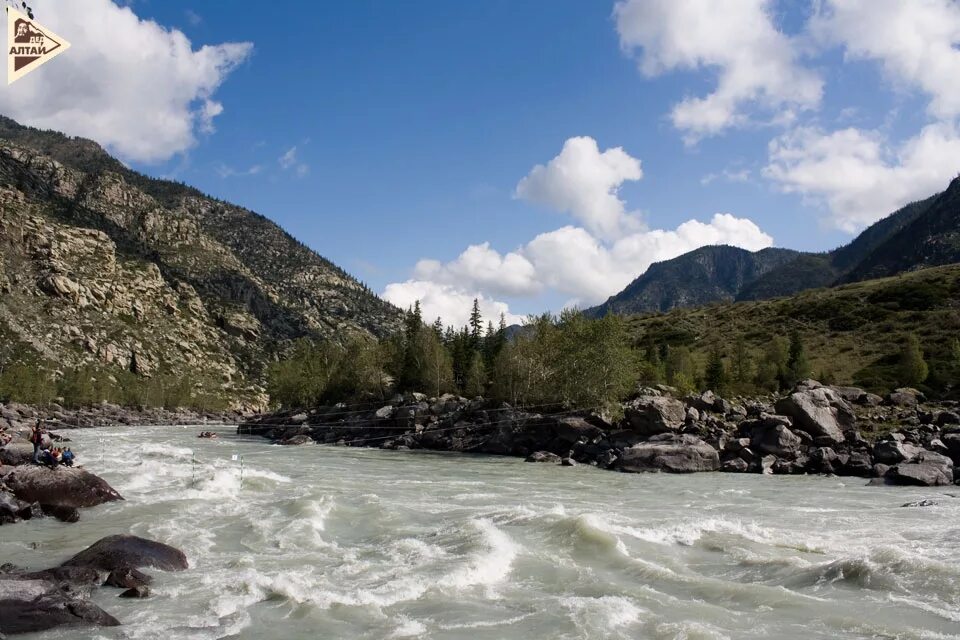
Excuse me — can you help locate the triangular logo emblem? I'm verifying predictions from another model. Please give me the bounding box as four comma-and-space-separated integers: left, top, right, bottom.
7, 7, 70, 85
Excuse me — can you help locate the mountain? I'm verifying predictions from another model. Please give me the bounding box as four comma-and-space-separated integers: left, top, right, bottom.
588, 179, 958, 316
587, 246, 801, 316
0, 117, 402, 407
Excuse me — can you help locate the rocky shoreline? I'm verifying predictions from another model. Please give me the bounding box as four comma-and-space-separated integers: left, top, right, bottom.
239, 380, 960, 487
0, 401, 243, 431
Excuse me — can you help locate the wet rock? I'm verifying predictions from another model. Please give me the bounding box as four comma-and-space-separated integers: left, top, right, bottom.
62, 534, 188, 572
840, 451, 873, 477
560, 457, 577, 467
18, 566, 100, 585
624, 395, 686, 436
525, 451, 561, 464
40, 504, 80, 523
721, 457, 749, 473
775, 386, 855, 444
0, 577, 120, 634
887, 451, 955, 486
616, 435, 719, 473
0, 467, 123, 508
280, 434, 312, 446
808, 447, 841, 475
901, 499, 939, 508
119, 586, 150, 598
104, 566, 153, 589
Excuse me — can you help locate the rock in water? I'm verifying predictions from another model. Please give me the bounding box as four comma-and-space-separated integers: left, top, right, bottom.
0, 577, 120, 634
104, 566, 154, 589
616, 435, 720, 473
887, 451, 955, 487
119, 586, 151, 598
0, 467, 123, 508
62, 534, 188, 572
774, 386, 855, 444
525, 451, 561, 464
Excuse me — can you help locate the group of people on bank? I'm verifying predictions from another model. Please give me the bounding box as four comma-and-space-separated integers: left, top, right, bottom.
29, 421, 76, 468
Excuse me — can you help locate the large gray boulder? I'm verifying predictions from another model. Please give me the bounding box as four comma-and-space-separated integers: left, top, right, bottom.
624, 395, 686, 436
62, 534, 188, 572
750, 423, 801, 457
552, 416, 604, 445
616, 435, 719, 473
0, 442, 34, 466
887, 451, 955, 486
873, 440, 921, 465
774, 386, 855, 444
0, 467, 123, 508
0, 577, 120, 634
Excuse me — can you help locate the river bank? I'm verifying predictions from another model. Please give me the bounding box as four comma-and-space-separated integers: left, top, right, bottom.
240, 380, 960, 487
0, 401, 244, 431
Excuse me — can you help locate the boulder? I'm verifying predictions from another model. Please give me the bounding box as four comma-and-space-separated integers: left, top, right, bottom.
280, 434, 312, 446
552, 416, 604, 444
119, 586, 151, 598
0, 490, 34, 524
808, 447, 841, 475
0, 443, 34, 466
41, 504, 80, 523
104, 567, 153, 589
886, 388, 924, 407
774, 387, 855, 444
942, 432, 960, 463
0, 577, 120, 634
887, 451, 955, 487
624, 396, 686, 436
873, 440, 921, 465
750, 424, 801, 457
616, 435, 719, 474
18, 566, 100, 585
62, 534, 188, 572
0, 467, 123, 508
525, 451, 561, 464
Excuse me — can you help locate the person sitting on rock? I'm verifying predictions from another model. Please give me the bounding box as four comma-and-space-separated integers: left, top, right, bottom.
62, 448, 75, 467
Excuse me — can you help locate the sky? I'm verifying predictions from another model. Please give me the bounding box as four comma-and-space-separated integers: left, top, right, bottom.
2, 0, 960, 327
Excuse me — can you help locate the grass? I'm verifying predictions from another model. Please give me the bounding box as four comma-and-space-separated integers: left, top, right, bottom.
624, 264, 960, 395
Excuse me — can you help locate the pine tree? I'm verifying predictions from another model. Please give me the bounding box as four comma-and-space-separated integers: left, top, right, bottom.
463, 350, 486, 398
731, 335, 752, 384
704, 345, 726, 392
432, 316, 444, 340
898, 334, 929, 387
469, 299, 483, 351
786, 331, 810, 384
399, 302, 424, 390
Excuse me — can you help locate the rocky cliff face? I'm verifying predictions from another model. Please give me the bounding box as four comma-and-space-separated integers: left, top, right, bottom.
0, 118, 402, 405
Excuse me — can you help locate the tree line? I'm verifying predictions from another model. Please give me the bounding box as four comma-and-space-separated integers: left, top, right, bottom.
266, 299, 949, 411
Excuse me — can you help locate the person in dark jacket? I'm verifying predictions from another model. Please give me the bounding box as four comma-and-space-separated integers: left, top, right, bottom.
30, 420, 44, 464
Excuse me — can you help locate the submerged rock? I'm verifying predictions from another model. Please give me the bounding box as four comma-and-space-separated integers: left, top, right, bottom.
104, 567, 153, 589
63, 534, 188, 572
525, 451, 561, 464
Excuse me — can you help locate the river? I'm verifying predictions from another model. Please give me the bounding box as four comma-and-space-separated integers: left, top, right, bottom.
1, 425, 958, 639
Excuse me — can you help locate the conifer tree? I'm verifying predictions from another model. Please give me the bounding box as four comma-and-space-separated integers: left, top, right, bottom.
469, 298, 483, 350
704, 345, 726, 392
786, 331, 810, 384
898, 334, 929, 387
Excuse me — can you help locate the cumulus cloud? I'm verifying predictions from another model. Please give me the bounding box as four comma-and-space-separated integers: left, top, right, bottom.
701, 168, 752, 185
385, 213, 773, 324
382, 281, 525, 329
614, 0, 822, 142
413, 243, 539, 297
812, 0, 960, 120
0, 0, 252, 163
515, 136, 643, 240
764, 123, 960, 231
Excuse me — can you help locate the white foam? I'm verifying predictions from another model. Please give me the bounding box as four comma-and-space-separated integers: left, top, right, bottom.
437, 518, 519, 591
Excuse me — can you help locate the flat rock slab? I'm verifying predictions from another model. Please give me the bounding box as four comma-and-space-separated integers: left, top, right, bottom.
0, 466, 123, 508
0, 577, 120, 635
63, 534, 188, 572
616, 436, 720, 473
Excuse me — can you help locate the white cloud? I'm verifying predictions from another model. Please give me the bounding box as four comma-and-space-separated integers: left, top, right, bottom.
382, 280, 524, 329
812, 0, 960, 120
0, 0, 252, 163
514, 136, 643, 240
614, 0, 822, 141
279, 146, 309, 176
215, 163, 262, 178
764, 123, 960, 231
701, 168, 752, 185
386, 213, 773, 324
413, 243, 539, 297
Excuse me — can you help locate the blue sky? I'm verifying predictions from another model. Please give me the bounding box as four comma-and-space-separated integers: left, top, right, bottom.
3, 1, 960, 327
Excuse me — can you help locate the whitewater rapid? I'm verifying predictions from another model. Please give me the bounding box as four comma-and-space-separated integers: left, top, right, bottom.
1, 425, 959, 639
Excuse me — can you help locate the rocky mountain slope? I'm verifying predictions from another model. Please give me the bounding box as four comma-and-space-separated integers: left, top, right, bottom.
588, 181, 957, 315
587, 246, 800, 316
0, 117, 402, 406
